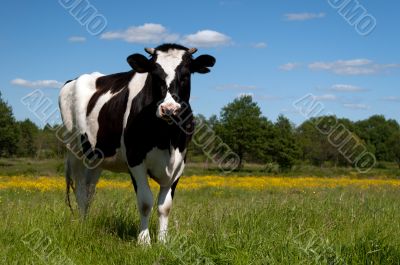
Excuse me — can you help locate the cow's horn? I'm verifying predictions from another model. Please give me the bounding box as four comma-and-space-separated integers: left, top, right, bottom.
188, 48, 198, 54
145, 48, 155, 55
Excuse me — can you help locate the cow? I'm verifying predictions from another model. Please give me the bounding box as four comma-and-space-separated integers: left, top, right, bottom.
59, 43, 216, 245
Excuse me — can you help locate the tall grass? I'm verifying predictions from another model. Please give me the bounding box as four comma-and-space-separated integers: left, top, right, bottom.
1, 185, 399, 264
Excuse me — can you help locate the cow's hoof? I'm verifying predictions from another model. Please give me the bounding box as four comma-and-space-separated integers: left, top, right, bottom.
138, 230, 151, 246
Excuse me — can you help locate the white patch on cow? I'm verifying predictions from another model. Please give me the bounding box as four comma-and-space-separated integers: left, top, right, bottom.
59, 80, 76, 132
59, 72, 104, 136
123, 73, 148, 128
74, 72, 104, 137
156, 49, 186, 87
164, 91, 178, 105
157, 186, 173, 243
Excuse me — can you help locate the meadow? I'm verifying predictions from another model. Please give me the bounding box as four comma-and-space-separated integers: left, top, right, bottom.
1, 173, 400, 264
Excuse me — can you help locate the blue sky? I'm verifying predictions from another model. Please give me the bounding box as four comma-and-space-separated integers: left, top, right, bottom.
0, 0, 399, 126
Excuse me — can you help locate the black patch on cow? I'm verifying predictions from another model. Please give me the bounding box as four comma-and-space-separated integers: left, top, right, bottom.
81, 133, 97, 160
87, 71, 135, 116
155, 43, 189, 53
95, 86, 130, 157
171, 178, 180, 199
191, 55, 216, 74
127, 54, 154, 73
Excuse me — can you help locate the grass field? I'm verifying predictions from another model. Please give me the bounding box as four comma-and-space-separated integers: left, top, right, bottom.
1, 175, 400, 264
1, 158, 399, 178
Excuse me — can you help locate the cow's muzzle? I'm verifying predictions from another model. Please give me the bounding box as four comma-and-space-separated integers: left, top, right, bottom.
156, 102, 181, 121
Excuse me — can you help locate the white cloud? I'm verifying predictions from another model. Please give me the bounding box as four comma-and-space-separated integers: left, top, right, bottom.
181, 30, 232, 47
343, 103, 370, 110
329, 84, 367, 92
101, 24, 231, 48
11, 78, 63, 89
312, 94, 337, 101
252, 42, 267, 49
68, 36, 86, 43
101, 23, 179, 44
309, 59, 400, 75
284, 12, 325, 21
382, 96, 400, 102
216, 84, 257, 90
279, 62, 301, 71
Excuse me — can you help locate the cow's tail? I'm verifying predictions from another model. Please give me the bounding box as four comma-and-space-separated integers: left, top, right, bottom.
65, 157, 75, 212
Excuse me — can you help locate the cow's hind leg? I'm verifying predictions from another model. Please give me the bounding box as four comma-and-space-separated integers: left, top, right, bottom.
157, 178, 179, 243
129, 164, 154, 245
76, 168, 102, 217
68, 154, 101, 217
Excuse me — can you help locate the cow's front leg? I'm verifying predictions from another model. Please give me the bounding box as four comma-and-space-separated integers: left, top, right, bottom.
130, 165, 154, 245
157, 179, 179, 243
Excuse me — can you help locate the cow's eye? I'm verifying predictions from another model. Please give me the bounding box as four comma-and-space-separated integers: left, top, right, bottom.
171, 94, 179, 101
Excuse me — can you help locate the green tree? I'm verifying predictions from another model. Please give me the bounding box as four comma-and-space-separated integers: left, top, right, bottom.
257, 117, 275, 164
215, 95, 265, 168
0, 92, 19, 156
36, 124, 66, 158
187, 114, 210, 163
297, 118, 332, 166
273, 115, 301, 170
355, 115, 400, 161
17, 119, 39, 157
388, 131, 400, 168
297, 116, 366, 167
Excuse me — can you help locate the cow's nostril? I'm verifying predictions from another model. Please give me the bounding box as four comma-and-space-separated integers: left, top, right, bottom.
160, 105, 166, 115
160, 105, 172, 117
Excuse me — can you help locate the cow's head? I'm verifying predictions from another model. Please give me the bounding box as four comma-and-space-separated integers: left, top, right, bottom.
126, 44, 216, 120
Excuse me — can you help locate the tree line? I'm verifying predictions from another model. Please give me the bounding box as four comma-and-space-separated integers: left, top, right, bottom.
0, 92, 65, 158
189, 95, 400, 170
0, 93, 399, 170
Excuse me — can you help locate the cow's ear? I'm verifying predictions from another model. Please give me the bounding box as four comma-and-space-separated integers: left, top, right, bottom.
127, 54, 153, 73
191, 55, 216, 74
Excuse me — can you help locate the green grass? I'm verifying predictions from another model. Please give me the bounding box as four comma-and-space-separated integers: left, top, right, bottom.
1, 158, 399, 179
0, 158, 64, 176
1, 185, 400, 264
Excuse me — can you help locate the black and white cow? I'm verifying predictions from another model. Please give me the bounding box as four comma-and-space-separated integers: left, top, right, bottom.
59, 44, 215, 244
